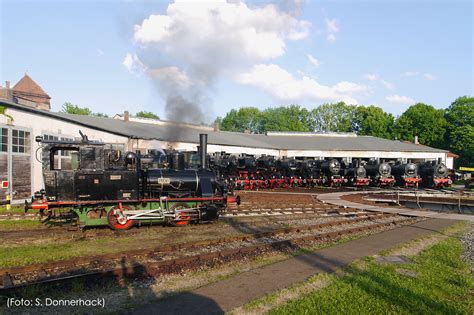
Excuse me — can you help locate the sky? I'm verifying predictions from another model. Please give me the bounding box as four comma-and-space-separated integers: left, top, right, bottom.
0, 0, 472, 123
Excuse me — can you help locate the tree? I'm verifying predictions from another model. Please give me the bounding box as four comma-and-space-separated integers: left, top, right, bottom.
445, 96, 474, 167
262, 105, 311, 132
0, 105, 14, 121
395, 103, 447, 147
61, 102, 109, 118
310, 102, 355, 132
352, 105, 394, 139
136, 111, 160, 120
61, 102, 93, 115
220, 107, 265, 133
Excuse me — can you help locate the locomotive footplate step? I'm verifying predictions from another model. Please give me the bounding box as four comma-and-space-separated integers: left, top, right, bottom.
134, 218, 458, 314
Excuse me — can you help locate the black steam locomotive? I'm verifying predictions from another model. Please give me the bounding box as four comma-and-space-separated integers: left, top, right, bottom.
341, 160, 371, 187
364, 161, 395, 187
27, 133, 238, 229
391, 161, 421, 188
418, 160, 451, 188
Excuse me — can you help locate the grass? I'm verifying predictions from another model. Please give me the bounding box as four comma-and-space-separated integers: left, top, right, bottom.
0, 236, 145, 267
0, 204, 26, 213
270, 230, 473, 315
0, 219, 43, 230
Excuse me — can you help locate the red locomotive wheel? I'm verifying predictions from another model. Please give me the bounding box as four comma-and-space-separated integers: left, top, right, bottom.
107, 206, 134, 230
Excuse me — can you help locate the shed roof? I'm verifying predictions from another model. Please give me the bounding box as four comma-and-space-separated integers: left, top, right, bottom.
1, 100, 447, 153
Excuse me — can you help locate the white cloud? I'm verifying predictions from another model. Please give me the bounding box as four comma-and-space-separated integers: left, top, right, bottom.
363, 74, 394, 89
133, 1, 311, 62
325, 18, 339, 43
403, 71, 419, 77
129, 1, 313, 122
97, 49, 104, 57
307, 54, 320, 67
149, 66, 193, 89
326, 33, 336, 43
386, 94, 415, 105
326, 18, 339, 33
380, 79, 395, 90
122, 53, 146, 74
424, 73, 438, 80
363, 73, 378, 81
236, 64, 366, 104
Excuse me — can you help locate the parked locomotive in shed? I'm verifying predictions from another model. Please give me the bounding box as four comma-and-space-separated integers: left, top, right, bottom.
418, 160, 451, 188
391, 162, 421, 188
26, 133, 238, 230
341, 160, 371, 187
365, 161, 395, 187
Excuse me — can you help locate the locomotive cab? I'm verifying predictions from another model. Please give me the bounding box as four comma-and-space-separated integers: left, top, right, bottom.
38, 135, 137, 202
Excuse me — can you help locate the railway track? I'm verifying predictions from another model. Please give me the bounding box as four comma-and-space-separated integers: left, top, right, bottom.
0, 213, 416, 295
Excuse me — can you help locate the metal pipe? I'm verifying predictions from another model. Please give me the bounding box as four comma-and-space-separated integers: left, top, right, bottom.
200, 134, 208, 169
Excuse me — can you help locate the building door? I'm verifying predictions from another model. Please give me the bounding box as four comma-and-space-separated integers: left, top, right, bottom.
0, 126, 32, 201
0, 127, 8, 201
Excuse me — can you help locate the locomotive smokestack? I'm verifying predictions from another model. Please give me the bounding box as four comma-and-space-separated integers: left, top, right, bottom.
200, 133, 208, 169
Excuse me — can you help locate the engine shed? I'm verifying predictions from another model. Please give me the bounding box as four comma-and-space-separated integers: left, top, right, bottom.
0, 99, 450, 203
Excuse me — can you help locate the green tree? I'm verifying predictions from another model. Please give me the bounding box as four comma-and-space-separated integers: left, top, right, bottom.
445, 96, 474, 167
220, 107, 265, 133
352, 105, 394, 139
61, 102, 109, 118
310, 102, 356, 132
262, 105, 311, 132
136, 111, 160, 119
61, 102, 93, 115
0, 105, 14, 121
395, 103, 447, 147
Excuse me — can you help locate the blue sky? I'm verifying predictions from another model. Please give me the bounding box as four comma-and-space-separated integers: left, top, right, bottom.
1, 0, 472, 122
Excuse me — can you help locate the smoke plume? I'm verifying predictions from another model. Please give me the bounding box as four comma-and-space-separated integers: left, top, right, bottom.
126, 0, 311, 123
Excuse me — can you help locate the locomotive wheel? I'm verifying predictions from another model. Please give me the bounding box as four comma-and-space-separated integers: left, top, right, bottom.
107, 205, 134, 230
169, 203, 192, 227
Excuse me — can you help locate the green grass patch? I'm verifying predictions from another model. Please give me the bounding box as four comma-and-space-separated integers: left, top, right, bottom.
0, 235, 144, 267
0, 204, 26, 213
271, 236, 473, 315
0, 220, 43, 230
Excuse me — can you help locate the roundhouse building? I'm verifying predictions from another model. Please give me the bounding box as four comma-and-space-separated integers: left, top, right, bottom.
0, 77, 450, 203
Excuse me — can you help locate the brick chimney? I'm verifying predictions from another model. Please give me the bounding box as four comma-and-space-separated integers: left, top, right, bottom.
414, 135, 419, 144
244, 129, 251, 134
5, 81, 10, 89
214, 121, 220, 132
124, 111, 130, 122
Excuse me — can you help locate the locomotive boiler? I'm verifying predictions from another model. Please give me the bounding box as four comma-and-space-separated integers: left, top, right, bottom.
365, 161, 395, 187
418, 160, 451, 188
342, 160, 370, 186
316, 159, 344, 186
27, 132, 238, 229
391, 161, 421, 188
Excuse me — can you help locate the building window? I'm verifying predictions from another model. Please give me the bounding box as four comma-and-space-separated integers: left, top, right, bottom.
12, 129, 30, 154
43, 134, 74, 169
0, 128, 7, 152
